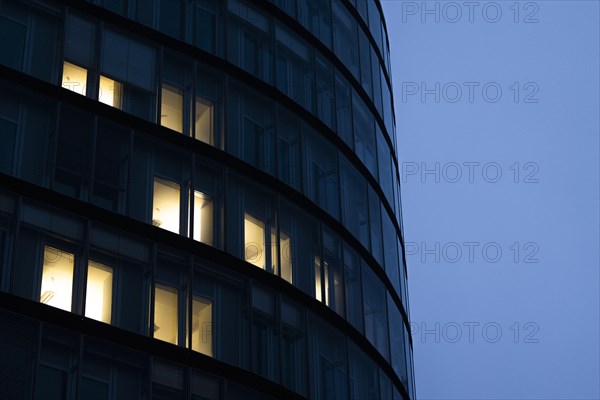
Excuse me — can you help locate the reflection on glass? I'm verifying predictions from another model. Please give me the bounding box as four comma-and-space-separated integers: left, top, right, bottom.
280, 232, 292, 283
153, 177, 181, 234
154, 284, 178, 345
40, 246, 74, 312
195, 96, 214, 145
62, 61, 87, 96
161, 84, 183, 133
192, 296, 213, 356
244, 212, 265, 269
193, 191, 213, 246
99, 75, 123, 109
85, 261, 113, 323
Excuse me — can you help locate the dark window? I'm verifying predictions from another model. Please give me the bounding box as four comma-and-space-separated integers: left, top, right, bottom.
315, 53, 335, 130
362, 265, 389, 360
332, 0, 359, 79
54, 107, 93, 200
388, 295, 408, 386
339, 155, 369, 248
308, 314, 348, 400
92, 120, 130, 213
276, 105, 302, 191
280, 298, 307, 396
343, 244, 363, 333
302, 124, 340, 219
348, 341, 379, 400
251, 284, 279, 382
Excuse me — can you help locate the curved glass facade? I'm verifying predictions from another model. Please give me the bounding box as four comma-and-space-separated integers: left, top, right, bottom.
0, 0, 414, 399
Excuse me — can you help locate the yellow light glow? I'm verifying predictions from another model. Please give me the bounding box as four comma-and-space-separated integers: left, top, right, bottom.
40, 246, 74, 312
99, 75, 123, 109
195, 97, 214, 145
193, 191, 214, 245
244, 213, 265, 269
280, 232, 292, 283
161, 84, 183, 133
85, 261, 113, 323
153, 178, 181, 234
154, 285, 178, 345
192, 297, 213, 356
62, 62, 87, 96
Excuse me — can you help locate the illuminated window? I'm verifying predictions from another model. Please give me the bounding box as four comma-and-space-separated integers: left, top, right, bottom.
153, 178, 181, 234
85, 261, 113, 323
99, 75, 123, 109
244, 212, 265, 269
40, 246, 74, 312
193, 191, 213, 246
62, 61, 87, 96
195, 96, 214, 145
314, 256, 326, 303
280, 232, 292, 283
154, 284, 178, 345
192, 296, 213, 356
161, 84, 183, 133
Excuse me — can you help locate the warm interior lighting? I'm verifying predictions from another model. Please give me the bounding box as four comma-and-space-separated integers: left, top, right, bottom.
314, 256, 322, 302
195, 96, 214, 145
192, 296, 213, 356
161, 84, 183, 133
193, 191, 214, 245
40, 246, 74, 312
153, 177, 181, 234
99, 75, 123, 109
244, 212, 265, 269
154, 285, 178, 345
62, 61, 87, 96
280, 232, 292, 283
85, 261, 113, 323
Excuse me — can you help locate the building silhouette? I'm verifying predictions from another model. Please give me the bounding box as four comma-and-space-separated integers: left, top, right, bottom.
0, 0, 414, 398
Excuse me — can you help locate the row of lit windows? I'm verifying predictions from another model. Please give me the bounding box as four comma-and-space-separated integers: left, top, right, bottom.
82, 0, 394, 111
0, 193, 415, 398
0, 81, 407, 314
0, 0, 399, 183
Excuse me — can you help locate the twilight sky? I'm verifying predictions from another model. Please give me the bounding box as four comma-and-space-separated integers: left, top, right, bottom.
381, 1, 600, 398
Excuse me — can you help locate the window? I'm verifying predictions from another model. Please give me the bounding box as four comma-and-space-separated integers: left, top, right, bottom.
362, 265, 389, 360
154, 284, 179, 345
280, 232, 292, 284
192, 296, 213, 356
244, 212, 266, 269
153, 178, 181, 234
195, 97, 214, 144
40, 246, 74, 312
85, 261, 113, 323
62, 61, 88, 96
276, 106, 302, 191
251, 285, 279, 381
161, 84, 184, 133
193, 191, 213, 246
332, 0, 359, 79
99, 75, 123, 108
339, 155, 369, 248
281, 299, 307, 396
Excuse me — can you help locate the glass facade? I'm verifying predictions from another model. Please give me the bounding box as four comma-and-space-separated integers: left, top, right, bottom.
0, 0, 413, 399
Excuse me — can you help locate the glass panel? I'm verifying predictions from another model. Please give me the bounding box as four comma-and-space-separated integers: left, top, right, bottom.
99, 75, 123, 109
281, 298, 307, 396
251, 284, 279, 382
280, 232, 292, 284
343, 244, 363, 332
195, 96, 214, 145
192, 296, 213, 356
154, 284, 179, 345
348, 341, 379, 400
153, 178, 181, 234
193, 191, 213, 246
362, 264, 389, 360
161, 84, 184, 133
85, 261, 113, 323
65, 13, 95, 67
244, 212, 265, 269
40, 246, 74, 312
62, 61, 87, 96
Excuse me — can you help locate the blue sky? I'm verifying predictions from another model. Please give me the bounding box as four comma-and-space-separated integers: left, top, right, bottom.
382, 1, 600, 398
